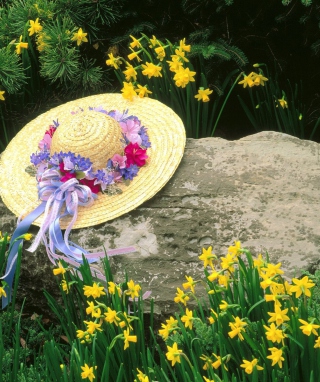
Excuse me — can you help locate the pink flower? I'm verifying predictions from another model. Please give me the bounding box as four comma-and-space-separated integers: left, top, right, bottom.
111, 154, 126, 169
120, 119, 142, 145
38, 134, 52, 150
124, 143, 148, 167
46, 125, 56, 137
79, 178, 100, 194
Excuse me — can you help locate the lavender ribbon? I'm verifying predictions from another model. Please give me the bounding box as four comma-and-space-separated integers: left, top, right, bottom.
1, 168, 137, 308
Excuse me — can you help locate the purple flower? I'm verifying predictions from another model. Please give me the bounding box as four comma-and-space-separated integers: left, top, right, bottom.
89, 106, 108, 114
30, 151, 50, 166
139, 126, 151, 148
108, 109, 129, 122
120, 164, 139, 180
120, 117, 142, 145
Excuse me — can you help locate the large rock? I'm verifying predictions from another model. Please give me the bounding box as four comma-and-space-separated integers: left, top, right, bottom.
1, 131, 320, 315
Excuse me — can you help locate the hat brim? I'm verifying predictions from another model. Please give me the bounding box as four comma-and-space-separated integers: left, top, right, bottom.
0, 93, 186, 229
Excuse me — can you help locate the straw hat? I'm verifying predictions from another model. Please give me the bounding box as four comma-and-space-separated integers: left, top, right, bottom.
0, 93, 186, 229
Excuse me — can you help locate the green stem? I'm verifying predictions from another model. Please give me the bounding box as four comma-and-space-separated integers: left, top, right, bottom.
211, 73, 243, 137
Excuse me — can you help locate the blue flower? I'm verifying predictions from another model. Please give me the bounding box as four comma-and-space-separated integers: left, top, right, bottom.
120, 164, 139, 180
139, 126, 151, 148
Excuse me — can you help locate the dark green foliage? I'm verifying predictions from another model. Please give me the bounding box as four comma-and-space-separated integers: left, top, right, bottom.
0, 47, 27, 93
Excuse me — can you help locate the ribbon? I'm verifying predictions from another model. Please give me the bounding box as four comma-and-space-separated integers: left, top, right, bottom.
1, 169, 136, 308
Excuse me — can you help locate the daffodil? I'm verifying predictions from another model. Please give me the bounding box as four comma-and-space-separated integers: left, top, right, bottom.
181, 308, 194, 329
166, 56, 183, 72
220, 253, 237, 272
228, 240, 242, 256
159, 316, 178, 340
84, 320, 102, 334
173, 67, 196, 88
104, 307, 121, 325
108, 281, 122, 295
174, 287, 189, 305
53, 261, 67, 276
136, 84, 152, 98
0, 286, 7, 298
290, 276, 315, 298
240, 358, 264, 374
121, 82, 137, 101
267, 347, 284, 368
199, 246, 216, 268
125, 279, 141, 299
22, 233, 32, 240
208, 309, 218, 324
136, 368, 149, 382
123, 329, 137, 349
81, 363, 96, 382
182, 275, 196, 293
314, 337, 320, 348
71, 28, 88, 46
278, 98, 288, 108
123, 64, 137, 81
83, 282, 106, 298
86, 301, 101, 318
261, 262, 284, 277
238, 72, 255, 88
0, 91, 4, 101
61, 279, 69, 293
195, 88, 213, 102
155, 45, 166, 61
263, 323, 286, 343
106, 53, 121, 69
141, 62, 162, 78
28, 18, 42, 36
251, 72, 268, 86
228, 316, 247, 340
174, 48, 189, 62
129, 35, 142, 49
179, 38, 191, 52
149, 35, 159, 47
219, 300, 229, 311
268, 305, 290, 326
166, 342, 182, 366
16, 35, 28, 54
218, 273, 229, 287
298, 319, 320, 336
128, 49, 142, 62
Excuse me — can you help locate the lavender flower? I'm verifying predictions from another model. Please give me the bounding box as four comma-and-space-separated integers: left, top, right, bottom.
120, 164, 139, 180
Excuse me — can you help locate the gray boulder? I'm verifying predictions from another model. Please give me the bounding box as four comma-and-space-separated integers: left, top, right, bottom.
1, 131, 319, 315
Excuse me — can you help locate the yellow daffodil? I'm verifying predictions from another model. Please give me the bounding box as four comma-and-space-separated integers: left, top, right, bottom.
83, 282, 106, 298
141, 62, 162, 78
228, 241, 242, 256
104, 307, 120, 325
174, 48, 189, 62
240, 358, 264, 374
267, 347, 284, 368
278, 98, 288, 108
121, 82, 137, 101
16, 35, 28, 54
166, 56, 183, 72
211, 353, 228, 370
71, 28, 88, 46
22, 233, 33, 241
195, 88, 213, 102
128, 48, 142, 62
182, 275, 196, 293
220, 253, 237, 272
0, 286, 7, 298
84, 320, 102, 334
179, 38, 191, 52
136, 368, 149, 382
208, 309, 218, 324
106, 53, 121, 69
149, 35, 159, 47
174, 287, 190, 305
218, 273, 230, 288
123, 329, 137, 349
314, 337, 320, 348
53, 261, 67, 276
199, 246, 216, 268
173, 67, 196, 88
207, 270, 220, 282
290, 276, 315, 298
108, 281, 122, 295
129, 35, 142, 49
219, 300, 229, 311
238, 72, 255, 88
81, 363, 96, 382
61, 279, 69, 293
261, 262, 284, 278
203, 377, 215, 382
123, 64, 137, 81
166, 342, 182, 366
228, 316, 247, 340
181, 308, 193, 329
136, 84, 152, 98
28, 18, 42, 36
125, 279, 141, 299
263, 323, 286, 343
298, 319, 320, 336
268, 305, 290, 326
251, 72, 268, 86
159, 316, 178, 340
0, 90, 5, 101
253, 253, 265, 270
86, 301, 101, 318
155, 45, 166, 61
119, 312, 133, 330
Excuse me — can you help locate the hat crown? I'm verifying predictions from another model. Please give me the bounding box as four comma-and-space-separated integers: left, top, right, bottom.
50, 111, 124, 171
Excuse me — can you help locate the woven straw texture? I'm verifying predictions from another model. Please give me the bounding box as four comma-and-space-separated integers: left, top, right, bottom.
0, 93, 186, 229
